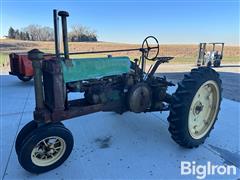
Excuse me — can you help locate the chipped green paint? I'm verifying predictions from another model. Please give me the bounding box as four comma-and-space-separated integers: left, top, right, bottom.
61, 56, 131, 83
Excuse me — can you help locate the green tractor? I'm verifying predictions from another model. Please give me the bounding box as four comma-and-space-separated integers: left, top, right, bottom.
16, 10, 222, 174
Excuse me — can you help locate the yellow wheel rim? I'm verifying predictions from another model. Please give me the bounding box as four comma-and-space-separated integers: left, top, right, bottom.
31, 136, 66, 167
188, 80, 220, 139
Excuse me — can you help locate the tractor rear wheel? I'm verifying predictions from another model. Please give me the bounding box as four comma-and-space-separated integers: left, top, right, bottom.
17, 123, 73, 174
167, 67, 222, 148
17, 75, 33, 82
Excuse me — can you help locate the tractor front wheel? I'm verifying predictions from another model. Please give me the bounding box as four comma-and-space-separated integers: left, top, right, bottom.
168, 67, 222, 148
17, 123, 72, 174
15, 121, 64, 155
15, 121, 38, 155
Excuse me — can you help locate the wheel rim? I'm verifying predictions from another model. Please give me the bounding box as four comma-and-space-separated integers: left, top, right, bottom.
31, 136, 66, 167
188, 80, 220, 139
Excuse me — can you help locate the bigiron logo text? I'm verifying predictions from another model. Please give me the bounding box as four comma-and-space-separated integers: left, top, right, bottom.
181, 161, 237, 179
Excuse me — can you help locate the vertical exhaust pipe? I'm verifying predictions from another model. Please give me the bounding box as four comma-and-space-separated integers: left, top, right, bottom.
53, 9, 60, 58
58, 11, 70, 59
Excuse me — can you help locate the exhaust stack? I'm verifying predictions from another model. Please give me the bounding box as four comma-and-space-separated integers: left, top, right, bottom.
58, 11, 70, 60
53, 9, 60, 58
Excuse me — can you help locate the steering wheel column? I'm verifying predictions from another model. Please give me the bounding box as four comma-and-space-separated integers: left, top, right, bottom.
140, 36, 160, 80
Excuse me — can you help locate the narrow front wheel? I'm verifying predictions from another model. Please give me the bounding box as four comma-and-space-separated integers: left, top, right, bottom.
15, 121, 65, 155
15, 120, 38, 155
17, 124, 73, 174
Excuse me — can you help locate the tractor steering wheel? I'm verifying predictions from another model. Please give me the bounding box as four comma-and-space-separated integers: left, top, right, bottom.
141, 36, 159, 60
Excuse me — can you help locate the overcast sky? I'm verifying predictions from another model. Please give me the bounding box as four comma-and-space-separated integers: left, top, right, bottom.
1, 0, 239, 45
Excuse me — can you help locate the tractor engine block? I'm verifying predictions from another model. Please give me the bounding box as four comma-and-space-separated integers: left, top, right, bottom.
84, 87, 121, 104
67, 75, 126, 105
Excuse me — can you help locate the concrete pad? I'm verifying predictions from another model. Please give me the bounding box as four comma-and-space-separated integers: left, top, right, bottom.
0, 113, 21, 178
1, 75, 239, 179
0, 75, 32, 115
4, 112, 240, 179
207, 99, 240, 150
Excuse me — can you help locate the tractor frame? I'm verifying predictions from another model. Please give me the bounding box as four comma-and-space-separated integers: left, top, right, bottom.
29, 10, 173, 124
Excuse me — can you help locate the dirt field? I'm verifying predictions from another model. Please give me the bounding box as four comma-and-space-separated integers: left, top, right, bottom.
1, 39, 239, 55
1, 39, 239, 66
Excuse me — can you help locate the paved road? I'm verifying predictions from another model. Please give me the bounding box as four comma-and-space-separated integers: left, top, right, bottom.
157, 71, 240, 102
154, 64, 240, 102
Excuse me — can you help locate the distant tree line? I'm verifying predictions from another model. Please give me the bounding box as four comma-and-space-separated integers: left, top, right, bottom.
8, 25, 54, 41
8, 24, 98, 42
68, 25, 97, 42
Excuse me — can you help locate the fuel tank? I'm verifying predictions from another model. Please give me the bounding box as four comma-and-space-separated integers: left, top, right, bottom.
61, 56, 131, 83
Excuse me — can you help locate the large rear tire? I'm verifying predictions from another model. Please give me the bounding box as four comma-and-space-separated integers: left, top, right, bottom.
167, 67, 222, 148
